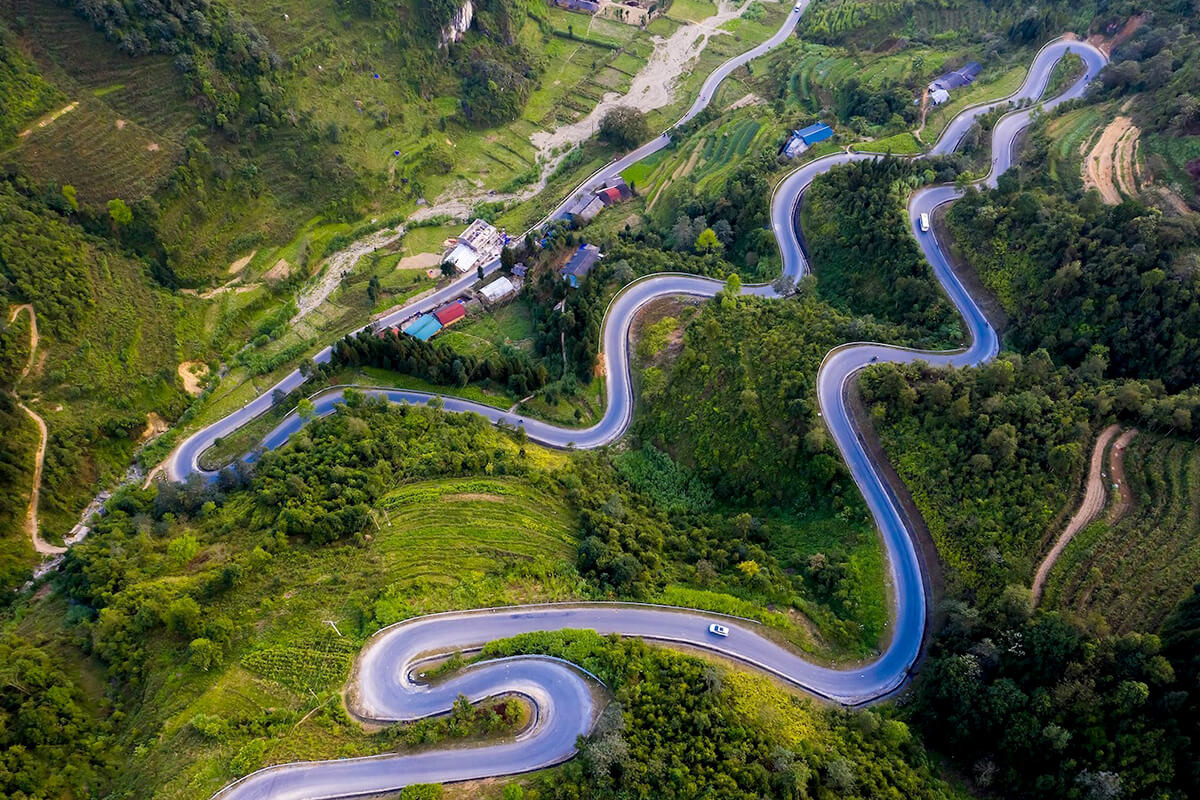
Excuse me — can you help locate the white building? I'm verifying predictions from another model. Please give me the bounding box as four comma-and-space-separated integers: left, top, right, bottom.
442, 219, 507, 273
479, 275, 516, 303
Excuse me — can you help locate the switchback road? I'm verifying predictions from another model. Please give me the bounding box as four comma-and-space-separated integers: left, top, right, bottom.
199, 27, 1107, 800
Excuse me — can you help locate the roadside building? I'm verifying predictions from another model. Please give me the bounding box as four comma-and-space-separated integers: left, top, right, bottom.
479, 275, 517, 303
402, 314, 442, 342
561, 243, 602, 288
782, 122, 834, 158
434, 301, 466, 327
576, 195, 606, 222
929, 62, 982, 93
442, 218, 507, 273
930, 88, 951, 105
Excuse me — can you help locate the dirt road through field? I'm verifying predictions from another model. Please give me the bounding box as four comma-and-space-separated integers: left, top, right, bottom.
6, 304, 63, 555
1032, 424, 1121, 604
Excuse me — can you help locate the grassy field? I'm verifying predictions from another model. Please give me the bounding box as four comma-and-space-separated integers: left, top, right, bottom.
1044, 434, 1200, 633
666, 0, 720, 24
853, 130, 923, 154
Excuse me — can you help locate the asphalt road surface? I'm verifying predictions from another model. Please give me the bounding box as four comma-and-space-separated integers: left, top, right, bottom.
206, 34, 1107, 800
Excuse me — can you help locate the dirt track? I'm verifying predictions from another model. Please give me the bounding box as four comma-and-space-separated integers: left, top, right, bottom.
6, 304, 65, 555
1032, 424, 1133, 604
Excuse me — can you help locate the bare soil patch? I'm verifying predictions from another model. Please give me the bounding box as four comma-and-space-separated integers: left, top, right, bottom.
138, 411, 169, 444
1083, 115, 1139, 204
264, 258, 292, 282
441, 493, 506, 503
398, 252, 444, 270
178, 361, 209, 396
228, 250, 257, 274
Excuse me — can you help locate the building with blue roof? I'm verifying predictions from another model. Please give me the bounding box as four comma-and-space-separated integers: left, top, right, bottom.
795, 123, 834, 145
402, 314, 443, 342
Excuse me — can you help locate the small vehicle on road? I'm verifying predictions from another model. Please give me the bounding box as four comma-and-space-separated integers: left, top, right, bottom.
919, 212, 931, 232
708, 623, 730, 637
794, 3, 802, 10
870, 355, 878, 362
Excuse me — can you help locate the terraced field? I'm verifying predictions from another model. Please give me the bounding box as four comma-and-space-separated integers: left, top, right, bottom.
1044, 434, 1200, 632
3, 0, 191, 201
372, 476, 579, 607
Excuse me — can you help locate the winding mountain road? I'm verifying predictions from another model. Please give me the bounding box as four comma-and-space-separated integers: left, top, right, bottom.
193, 20, 1107, 799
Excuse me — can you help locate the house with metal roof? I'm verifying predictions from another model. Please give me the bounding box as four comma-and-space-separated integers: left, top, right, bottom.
434, 302, 466, 327
929, 62, 982, 93
561, 243, 601, 288
479, 276, 516, 303
402, 314, 442, 342
796, 122, 834, 145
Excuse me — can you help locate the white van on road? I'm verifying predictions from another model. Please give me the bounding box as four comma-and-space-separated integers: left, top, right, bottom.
919, 212, 931, 232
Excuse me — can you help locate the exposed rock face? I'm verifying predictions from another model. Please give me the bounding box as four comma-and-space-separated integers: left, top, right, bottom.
441, 0, 474, 46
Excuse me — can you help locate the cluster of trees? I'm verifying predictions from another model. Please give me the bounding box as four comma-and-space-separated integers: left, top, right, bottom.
598, 106, 649, 149
483, 630, 962, 799
527, 251, 610, 383
914, 598, 1200, 798
635, 288, 904, 508
649, 149, 780, 277
803, 158, 960, 343
1096, 13, 1200, 136
0, 181, 96, 337
333, 328, 549, 395
0, 634, 112, 797
861, 353, 1100, 602
64, 0, 282, 135
947, 180, 1200, 390
0, 394, 36, 599
833, 78, 914, 129
458, 47, 536, 127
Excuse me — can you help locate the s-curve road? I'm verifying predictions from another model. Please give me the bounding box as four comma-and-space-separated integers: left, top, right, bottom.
206, 37, 1107, 800
167, 1, 808, 485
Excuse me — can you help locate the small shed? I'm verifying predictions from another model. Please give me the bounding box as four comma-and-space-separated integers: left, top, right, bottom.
512, 263, 528, 278
434, 302, 466, 327
562, 243, 602, 288
930, 88, 951, 105
402, 314, 442, 342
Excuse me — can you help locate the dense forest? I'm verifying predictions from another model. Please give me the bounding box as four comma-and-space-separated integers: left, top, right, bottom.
634, 286, 904, 508
948, 183, 1200, 389
802, 158, 962, 344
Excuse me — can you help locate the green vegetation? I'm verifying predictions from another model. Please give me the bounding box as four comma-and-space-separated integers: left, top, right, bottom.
0, 23, 62, 146
862, 353, 1097, 601
482, 630, 965, 799
853, 130, 923, 154
0, 175, 190, 540
0, 394, 36, 596
946, 177, 1200, 390
1045, 434, 1200, 633
914, 607, 1198, 799
802, 158, 962, 344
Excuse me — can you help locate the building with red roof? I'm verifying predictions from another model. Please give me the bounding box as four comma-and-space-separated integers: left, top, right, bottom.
434, 302, 466, 327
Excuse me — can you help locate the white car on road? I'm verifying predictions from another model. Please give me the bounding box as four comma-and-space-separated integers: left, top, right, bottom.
708, 623, 730, 637
919, 212, 930, 232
